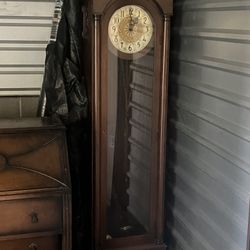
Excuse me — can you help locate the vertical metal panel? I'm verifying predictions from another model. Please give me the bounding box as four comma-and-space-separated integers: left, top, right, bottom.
167, 1, 250, 250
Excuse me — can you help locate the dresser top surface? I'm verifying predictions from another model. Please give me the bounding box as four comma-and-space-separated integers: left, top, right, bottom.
0, 117, 64, 133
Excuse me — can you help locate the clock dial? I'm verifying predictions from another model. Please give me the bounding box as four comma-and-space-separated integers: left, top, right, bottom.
108, 5, 153, 54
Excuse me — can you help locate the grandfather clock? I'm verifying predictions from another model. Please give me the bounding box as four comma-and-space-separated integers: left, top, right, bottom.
84, 0, 173, 249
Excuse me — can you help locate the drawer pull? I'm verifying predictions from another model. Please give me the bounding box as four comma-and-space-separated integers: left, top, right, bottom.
28, 242, 38, 250
30, 212, 39, 224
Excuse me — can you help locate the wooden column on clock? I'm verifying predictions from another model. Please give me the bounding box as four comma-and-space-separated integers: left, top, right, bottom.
83, 0, 173, 249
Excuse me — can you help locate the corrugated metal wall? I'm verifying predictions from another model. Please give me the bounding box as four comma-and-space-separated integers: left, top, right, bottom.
0, 0, 55, 117
166, 1, 250, 250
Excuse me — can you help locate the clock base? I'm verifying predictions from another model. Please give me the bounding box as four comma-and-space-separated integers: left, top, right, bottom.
105, 243, 166, 250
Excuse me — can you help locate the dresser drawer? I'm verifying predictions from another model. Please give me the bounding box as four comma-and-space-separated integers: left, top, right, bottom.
0, 235, 59, 250
0, 197, 62, 235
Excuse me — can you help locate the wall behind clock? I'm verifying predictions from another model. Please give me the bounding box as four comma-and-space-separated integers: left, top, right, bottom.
0, 0, 56, 118
166, 0, 250, 250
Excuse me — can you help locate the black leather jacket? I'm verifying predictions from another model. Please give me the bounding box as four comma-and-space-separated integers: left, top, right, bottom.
38, 0, 88, 124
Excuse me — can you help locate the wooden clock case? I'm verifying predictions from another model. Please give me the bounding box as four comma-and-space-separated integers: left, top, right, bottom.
82, 0, 173, 249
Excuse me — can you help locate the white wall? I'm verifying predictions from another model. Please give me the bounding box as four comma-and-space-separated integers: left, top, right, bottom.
0, 0, 55, 117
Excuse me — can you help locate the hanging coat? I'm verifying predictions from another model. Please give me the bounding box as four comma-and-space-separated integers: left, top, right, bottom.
37, 0, 90, 249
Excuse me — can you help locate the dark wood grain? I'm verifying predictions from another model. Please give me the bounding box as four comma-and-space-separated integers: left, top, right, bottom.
0, 197, 62, 235
0, 117, 64, 133
89, 0, 172, 249
92, 0, 173, 15
0, 235, 59, 250
0, 118, 71, 250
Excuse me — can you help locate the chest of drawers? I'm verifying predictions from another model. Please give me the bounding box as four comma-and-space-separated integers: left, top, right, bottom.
0, 118, 71, 250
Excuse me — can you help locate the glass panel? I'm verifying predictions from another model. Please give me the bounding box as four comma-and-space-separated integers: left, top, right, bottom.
106, 6, 155, 239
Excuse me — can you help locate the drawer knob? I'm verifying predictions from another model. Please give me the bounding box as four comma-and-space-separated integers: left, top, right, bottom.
0, 154, 7, 171
28, 243, 38, 250
30, 212, 39, 224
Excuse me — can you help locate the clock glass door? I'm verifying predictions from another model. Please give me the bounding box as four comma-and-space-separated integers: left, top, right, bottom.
106, 5, 155, 239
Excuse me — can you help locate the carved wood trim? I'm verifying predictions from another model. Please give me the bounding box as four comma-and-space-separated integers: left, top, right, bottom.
93, 13, 102, 248
156, 14, 170, 241
8, 135, 60, 160
92, 0, 173, 15
13, 166, 68, 188
0, 135, 68, 188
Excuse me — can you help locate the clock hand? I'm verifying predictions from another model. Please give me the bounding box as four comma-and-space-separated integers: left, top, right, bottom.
128, 21, 134, 32
128, 8, 133, 31
128, 17, 139, 32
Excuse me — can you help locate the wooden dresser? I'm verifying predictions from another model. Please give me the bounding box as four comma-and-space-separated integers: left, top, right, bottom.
0, 118, 71, 250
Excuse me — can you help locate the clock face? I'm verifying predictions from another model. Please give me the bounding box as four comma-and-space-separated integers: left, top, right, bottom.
108, 5, 153, 54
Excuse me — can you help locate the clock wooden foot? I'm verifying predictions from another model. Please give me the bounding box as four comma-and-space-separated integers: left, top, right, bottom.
105, 243, 167, 250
